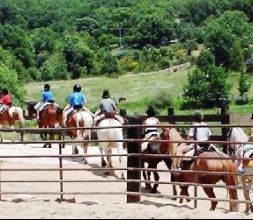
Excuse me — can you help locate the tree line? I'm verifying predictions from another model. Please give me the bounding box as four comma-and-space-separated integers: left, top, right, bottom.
0, 0, 253, 107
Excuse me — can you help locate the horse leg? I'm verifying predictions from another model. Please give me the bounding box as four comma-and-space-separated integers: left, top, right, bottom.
100, 147, 107, 168
151, 163, 160, 194
243, 181, 251, 213
179, 186, 190, 203
82, 143, 88, 165
223, 175, 238, 212
10, 125, 16, 142
202, 187, 218, 211
164, 158, 177, 199
117, 144, 125, 180
0, 124, 3, 142
142, 161, 151, 191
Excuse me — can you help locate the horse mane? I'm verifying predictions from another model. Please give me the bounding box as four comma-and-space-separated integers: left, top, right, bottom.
163, 127, 185, 156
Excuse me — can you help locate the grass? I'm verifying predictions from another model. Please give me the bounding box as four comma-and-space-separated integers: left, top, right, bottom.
24, 69, 191, 115
24, 68, 253, 116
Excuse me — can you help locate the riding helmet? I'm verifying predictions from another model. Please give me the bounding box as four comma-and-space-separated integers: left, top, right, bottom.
146, 106, 156, 117
73, 84, 82, 92
102, 89, 110, 99
44, 84, 50, 91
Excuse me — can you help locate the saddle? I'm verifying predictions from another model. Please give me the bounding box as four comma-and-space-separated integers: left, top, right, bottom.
95, 112, 118, 126
182, 145, 217, 162
0, 106, 9, 115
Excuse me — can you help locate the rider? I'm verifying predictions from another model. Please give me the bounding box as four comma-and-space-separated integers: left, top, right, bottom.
236, 114, 253, 173
34, 84, 54, 121
94, 89, 124, 125
175, 110, 212, 170
142, 106, 160, 139
64, 84, 87, 126
0, 89, 13, 113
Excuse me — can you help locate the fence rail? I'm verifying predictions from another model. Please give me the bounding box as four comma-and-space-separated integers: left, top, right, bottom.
0, 109, 253, 212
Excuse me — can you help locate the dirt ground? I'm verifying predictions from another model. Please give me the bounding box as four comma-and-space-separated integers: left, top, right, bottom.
0, 143, 252, 219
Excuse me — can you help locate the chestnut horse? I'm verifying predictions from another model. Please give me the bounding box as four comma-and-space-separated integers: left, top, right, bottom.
65, 110, 93, 164
160, 128, 238, 212
0, 106, 26, 142
39, 104, 64, 148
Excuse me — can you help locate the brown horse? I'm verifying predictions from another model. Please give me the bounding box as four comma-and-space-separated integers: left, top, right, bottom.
140, 133, 176, 195
0, 106, 26, 142
65, 109, 93, 164
160, 128, 238, 212
39, 104, 63, 148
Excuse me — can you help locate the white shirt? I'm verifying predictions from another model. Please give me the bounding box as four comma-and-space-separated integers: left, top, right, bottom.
188, 122, 212, 141
144, 117, 160, 132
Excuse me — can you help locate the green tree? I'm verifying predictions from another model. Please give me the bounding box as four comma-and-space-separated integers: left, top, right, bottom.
238, 71, 251, 98
184, 65, 231, 108
0, 64, 25, 106
230, 41, 245, 72
203, 11, 253, 68
196, 50, 215, 72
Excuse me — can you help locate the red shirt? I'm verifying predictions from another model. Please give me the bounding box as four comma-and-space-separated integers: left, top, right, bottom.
2, 95, 12, 105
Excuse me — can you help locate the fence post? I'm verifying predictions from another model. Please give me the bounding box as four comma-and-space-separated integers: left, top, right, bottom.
126, 115, 142, 203
221, 106, 230, 154
0, 161, 2, 201
59, 142, 64, 201
168, 107, 175, 124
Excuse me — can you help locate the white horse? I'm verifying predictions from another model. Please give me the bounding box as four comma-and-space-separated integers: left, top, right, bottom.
228, 127, 253, 212
65, 109, 93, 164
96, 118, 125, 179
228, 127, 251, 162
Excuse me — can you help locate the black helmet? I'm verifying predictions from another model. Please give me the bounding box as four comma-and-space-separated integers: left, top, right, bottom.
102, 89, 110, 99
73, 84, 81, 92
194, 110, 204, 122
2, 88, 8, 95
146, 106, 156, 117
44, 84, 50, 91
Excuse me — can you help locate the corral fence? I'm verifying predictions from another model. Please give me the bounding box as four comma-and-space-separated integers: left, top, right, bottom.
0, 107, 252, 211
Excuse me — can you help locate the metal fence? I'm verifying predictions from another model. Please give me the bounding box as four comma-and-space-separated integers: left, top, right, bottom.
0, 123, 252, 212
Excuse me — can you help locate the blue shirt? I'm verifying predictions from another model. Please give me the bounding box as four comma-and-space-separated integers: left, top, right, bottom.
69, 92, 86, 107
42, 91, 54, 102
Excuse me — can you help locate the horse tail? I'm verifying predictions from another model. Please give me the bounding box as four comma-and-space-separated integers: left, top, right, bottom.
15, 107, 25, 128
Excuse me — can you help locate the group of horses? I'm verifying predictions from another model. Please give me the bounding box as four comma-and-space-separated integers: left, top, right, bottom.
0, 102, 125, 179
0, 103, 253, 212
141, 127, 253, 213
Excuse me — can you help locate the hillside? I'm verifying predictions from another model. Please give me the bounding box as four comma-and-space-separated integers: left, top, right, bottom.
24, 69, 189, 115
24, 68, 253, 116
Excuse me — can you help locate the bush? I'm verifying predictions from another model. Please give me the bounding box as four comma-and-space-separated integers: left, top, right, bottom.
146, 89, 172, 110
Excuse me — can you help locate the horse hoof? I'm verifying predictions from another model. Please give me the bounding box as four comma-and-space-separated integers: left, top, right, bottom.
102, 161, 107, 168
105, 171, 110, 176
83, 160, 88, 165
121, 174, 125, 180
43, 145, 47, 148
145, 185, 152, 190
151, 189, 158, 194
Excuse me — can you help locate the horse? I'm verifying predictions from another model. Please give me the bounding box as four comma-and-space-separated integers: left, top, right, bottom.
96, 116, 125, 179
0, 106, 26, 142
227, 127, 249, 159
228, 127, 253, 212
65, 109, 93, 164
39, 104, 64, 148
140, 131, 175, 194
160, 127, 238, 212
